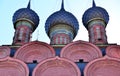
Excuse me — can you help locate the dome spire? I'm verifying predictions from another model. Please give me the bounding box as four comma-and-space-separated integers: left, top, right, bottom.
27, 0, 31, 9
92, 0, 96, 7
60, 0, 65, 10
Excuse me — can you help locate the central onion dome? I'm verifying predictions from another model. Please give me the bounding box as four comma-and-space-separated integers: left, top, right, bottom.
12, 0, 39, 31
45, 0, 79, 38
82, 0, 109, 29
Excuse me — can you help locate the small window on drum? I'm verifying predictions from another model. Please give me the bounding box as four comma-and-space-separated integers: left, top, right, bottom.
98, 38, 102, 41
17, 40, 22, 42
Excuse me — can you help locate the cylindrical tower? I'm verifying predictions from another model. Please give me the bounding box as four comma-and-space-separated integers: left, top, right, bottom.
82, 0, 109, 44
45, 0, 79, 45
12, 0, 39, 45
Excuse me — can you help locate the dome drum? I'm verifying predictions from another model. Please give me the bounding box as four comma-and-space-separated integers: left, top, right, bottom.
48, 23, 76, 45
49, 24, 75, 39
87, 19, 106, 29
13, 18, 35, 31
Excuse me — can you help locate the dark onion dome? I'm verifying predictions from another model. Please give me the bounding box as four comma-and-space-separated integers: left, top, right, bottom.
12, 0, 39, 31
82, 0, 109, 29
45, 0, 79, 36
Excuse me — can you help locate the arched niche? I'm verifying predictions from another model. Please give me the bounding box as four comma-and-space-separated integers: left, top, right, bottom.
60, 40, 102, 62
33, 56, 81, 76
0, 57, 29, 76
0, 46, 10, 58
14, 41, 55, 63
84, 56, 120, 76
106, 45, 120, 58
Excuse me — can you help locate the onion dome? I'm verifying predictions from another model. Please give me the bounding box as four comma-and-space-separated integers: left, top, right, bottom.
45, 0, 79, 38
82, 0, 109, 29
12, 0, 39, 31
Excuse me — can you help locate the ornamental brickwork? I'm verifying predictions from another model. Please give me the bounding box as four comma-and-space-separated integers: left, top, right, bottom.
88, 20, 107, 44
13, 25, 32, 45
0, 0, 120, 76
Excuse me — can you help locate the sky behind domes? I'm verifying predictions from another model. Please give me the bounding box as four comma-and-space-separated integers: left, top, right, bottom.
0, 0, 120, 45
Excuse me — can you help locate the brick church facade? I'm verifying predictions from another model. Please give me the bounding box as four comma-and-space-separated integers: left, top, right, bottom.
0, 0, 120, 76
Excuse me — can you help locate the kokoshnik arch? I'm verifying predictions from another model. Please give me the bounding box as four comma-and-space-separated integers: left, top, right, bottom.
0, 0, 120, 76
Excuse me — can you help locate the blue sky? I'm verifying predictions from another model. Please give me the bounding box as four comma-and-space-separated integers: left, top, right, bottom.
0, 0, 120, 45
